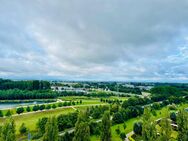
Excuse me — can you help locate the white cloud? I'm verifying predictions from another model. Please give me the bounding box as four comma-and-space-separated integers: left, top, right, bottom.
0, 0, 188, 81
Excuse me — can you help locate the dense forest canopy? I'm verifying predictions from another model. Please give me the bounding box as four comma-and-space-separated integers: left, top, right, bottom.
150, 86, 186, 96
0, 79, 50, 90
0, 79, 56, 100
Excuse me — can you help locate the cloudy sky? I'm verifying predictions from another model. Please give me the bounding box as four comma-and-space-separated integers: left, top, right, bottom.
1, 0, 188, 82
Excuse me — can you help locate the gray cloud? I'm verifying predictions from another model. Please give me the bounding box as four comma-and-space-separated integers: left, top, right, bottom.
0, 0, 188, 81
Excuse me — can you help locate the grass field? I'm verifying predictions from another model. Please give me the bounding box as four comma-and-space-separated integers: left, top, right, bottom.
0, 107, 75, 134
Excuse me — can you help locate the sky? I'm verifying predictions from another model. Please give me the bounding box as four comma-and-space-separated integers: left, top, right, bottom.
1, 0, 188, 82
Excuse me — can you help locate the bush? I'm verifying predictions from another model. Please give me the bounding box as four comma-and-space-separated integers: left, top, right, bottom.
170, 112, 177, 122
133, 122, 142, 135
33, 105, 39, 111
16, 107, 24, 114
113, 112, 124, 124
37, 117, 48, 134
0, 110, 3, 117
5, 110, 12, 117
46, 104, 51, 110
120, 132, 126, 141
58, 102, 63, 107
115, 126, 121, 134
39, 104, 45, 111
26, 106, 31, 112
123, 122, 127, 129
19, 123, 27, 134
72, 101, 75, 105
63, 102, 68, 106
52, 104, 57, 109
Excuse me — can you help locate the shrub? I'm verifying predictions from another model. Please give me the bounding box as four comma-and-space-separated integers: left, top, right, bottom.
72, 101, 75, 105
58, 102, 63, 107
113, 112, 124, 124
39, 104, 45, 111
16, 107, 24, 114
120, 132, 126, 141
46, 104, 51, 110
52, 104, 57, 109
19, 123, 27, 134
123, 122, 127, 129
5, 110, 12, 117
133, 122, 142, 135
0, 110, 3, 117
33, 105, 39, 111
115, 126, 121, 134
170, 112, 177, 122
26, 106, 31, 112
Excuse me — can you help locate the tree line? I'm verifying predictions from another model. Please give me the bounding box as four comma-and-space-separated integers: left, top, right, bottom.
0, 79, 51, 90
0, 89, 58, 100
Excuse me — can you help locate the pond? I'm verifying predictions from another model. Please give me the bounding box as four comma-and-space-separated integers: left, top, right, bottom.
0, 101, 49, 110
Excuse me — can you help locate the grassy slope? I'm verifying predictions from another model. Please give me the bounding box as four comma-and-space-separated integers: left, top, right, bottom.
0, 107, 75, 134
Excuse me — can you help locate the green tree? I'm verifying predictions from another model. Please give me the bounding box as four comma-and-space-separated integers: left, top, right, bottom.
5, 110, 12, 117
46, 105, 51, 110
26, 106, 31, 112
1, 118, 16, 141
43, 116, 58, 141
19, 123, 27, 135
101, 111, 111, 141
170, 112, 176, 122
52, 104, 57, 109
37, 117, 48, 134
16, 107, 24, 114
39, 105, 46, 111
177, 109, 188, 141
0, 110, 3, 117
73, 112, 90, 141
133, 122, 142, 135
33, 105, 39, 111
120, 132, 126, 141
115, 126, 120, 134
142, 107, 157, 141
123, 122, 127, 130
112, 112, 124, 124
159, 116, 172, 141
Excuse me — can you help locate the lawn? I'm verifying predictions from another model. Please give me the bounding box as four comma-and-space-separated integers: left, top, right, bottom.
0, 107, 75, 134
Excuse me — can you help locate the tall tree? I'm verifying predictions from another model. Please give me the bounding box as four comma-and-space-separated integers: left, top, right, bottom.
1, 118, 16, 141
101, 111, 111, 141
43, 116, 58, 141
142, 107, 157, 141
159, 115, 172, 141
177, 109, 188, 141
73, 112, 90, 141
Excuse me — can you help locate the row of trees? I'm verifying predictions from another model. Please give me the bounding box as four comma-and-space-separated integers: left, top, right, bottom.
0, 79, 50, 90
0, 89, 58, 100
0, 101, 83, 117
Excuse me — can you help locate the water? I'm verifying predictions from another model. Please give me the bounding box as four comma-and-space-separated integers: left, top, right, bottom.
0, 101, 46, 110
